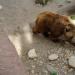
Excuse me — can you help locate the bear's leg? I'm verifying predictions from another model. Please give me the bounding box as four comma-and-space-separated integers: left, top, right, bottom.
43, 32, 49, 37
49, 34, 60, 42
49, 35, 65, 43
32, 26, 39, 34
51, 38, 60, 42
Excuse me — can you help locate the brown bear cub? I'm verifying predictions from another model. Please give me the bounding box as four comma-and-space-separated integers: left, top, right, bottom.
32, 11, 74, 42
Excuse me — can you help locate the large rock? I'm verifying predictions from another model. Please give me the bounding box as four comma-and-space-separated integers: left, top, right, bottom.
48, 54, 58, 61
69, 56, 75, 68
28, 48, 37, 59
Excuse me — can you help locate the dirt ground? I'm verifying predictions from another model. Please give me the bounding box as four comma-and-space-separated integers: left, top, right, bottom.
0, 0, 75, 75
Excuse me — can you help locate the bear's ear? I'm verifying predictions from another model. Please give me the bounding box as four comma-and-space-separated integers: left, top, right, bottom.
68, 23, 75, 30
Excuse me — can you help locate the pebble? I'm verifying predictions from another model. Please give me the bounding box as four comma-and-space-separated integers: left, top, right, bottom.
48, 54, 58, 61
31, 70, 35, 74
39, 61, 43, 66
39, 60, 43, 64
32, 65, 35, 68
69, 56, 75, 68
43, 70, 48, 75
0, 5, 3, 10
28, 49, 37, 59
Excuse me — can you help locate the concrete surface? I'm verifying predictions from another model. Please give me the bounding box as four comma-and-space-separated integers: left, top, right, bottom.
0, 31, 28, 75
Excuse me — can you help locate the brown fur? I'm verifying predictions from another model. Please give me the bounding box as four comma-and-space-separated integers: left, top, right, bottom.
32, 11, 74, 42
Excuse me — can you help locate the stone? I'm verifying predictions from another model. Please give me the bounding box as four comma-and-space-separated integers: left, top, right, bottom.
32, 65, 35, 68
48, 54, 58, 61
0, 5, 3, 10
31, 70, 35, 74
69, 56, 75, 68
28, 49, 37, 59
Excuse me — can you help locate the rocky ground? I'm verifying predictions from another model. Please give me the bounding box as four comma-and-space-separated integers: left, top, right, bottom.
0, 0, 75, 75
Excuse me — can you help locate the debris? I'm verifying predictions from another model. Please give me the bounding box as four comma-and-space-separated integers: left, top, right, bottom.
47, 65, 58, 75
58, 4, 63, 7
66, 0, 71, 3
35, 0, 51, 6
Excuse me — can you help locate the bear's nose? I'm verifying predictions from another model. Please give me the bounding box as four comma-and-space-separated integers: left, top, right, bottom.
65, 31, 73, 41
